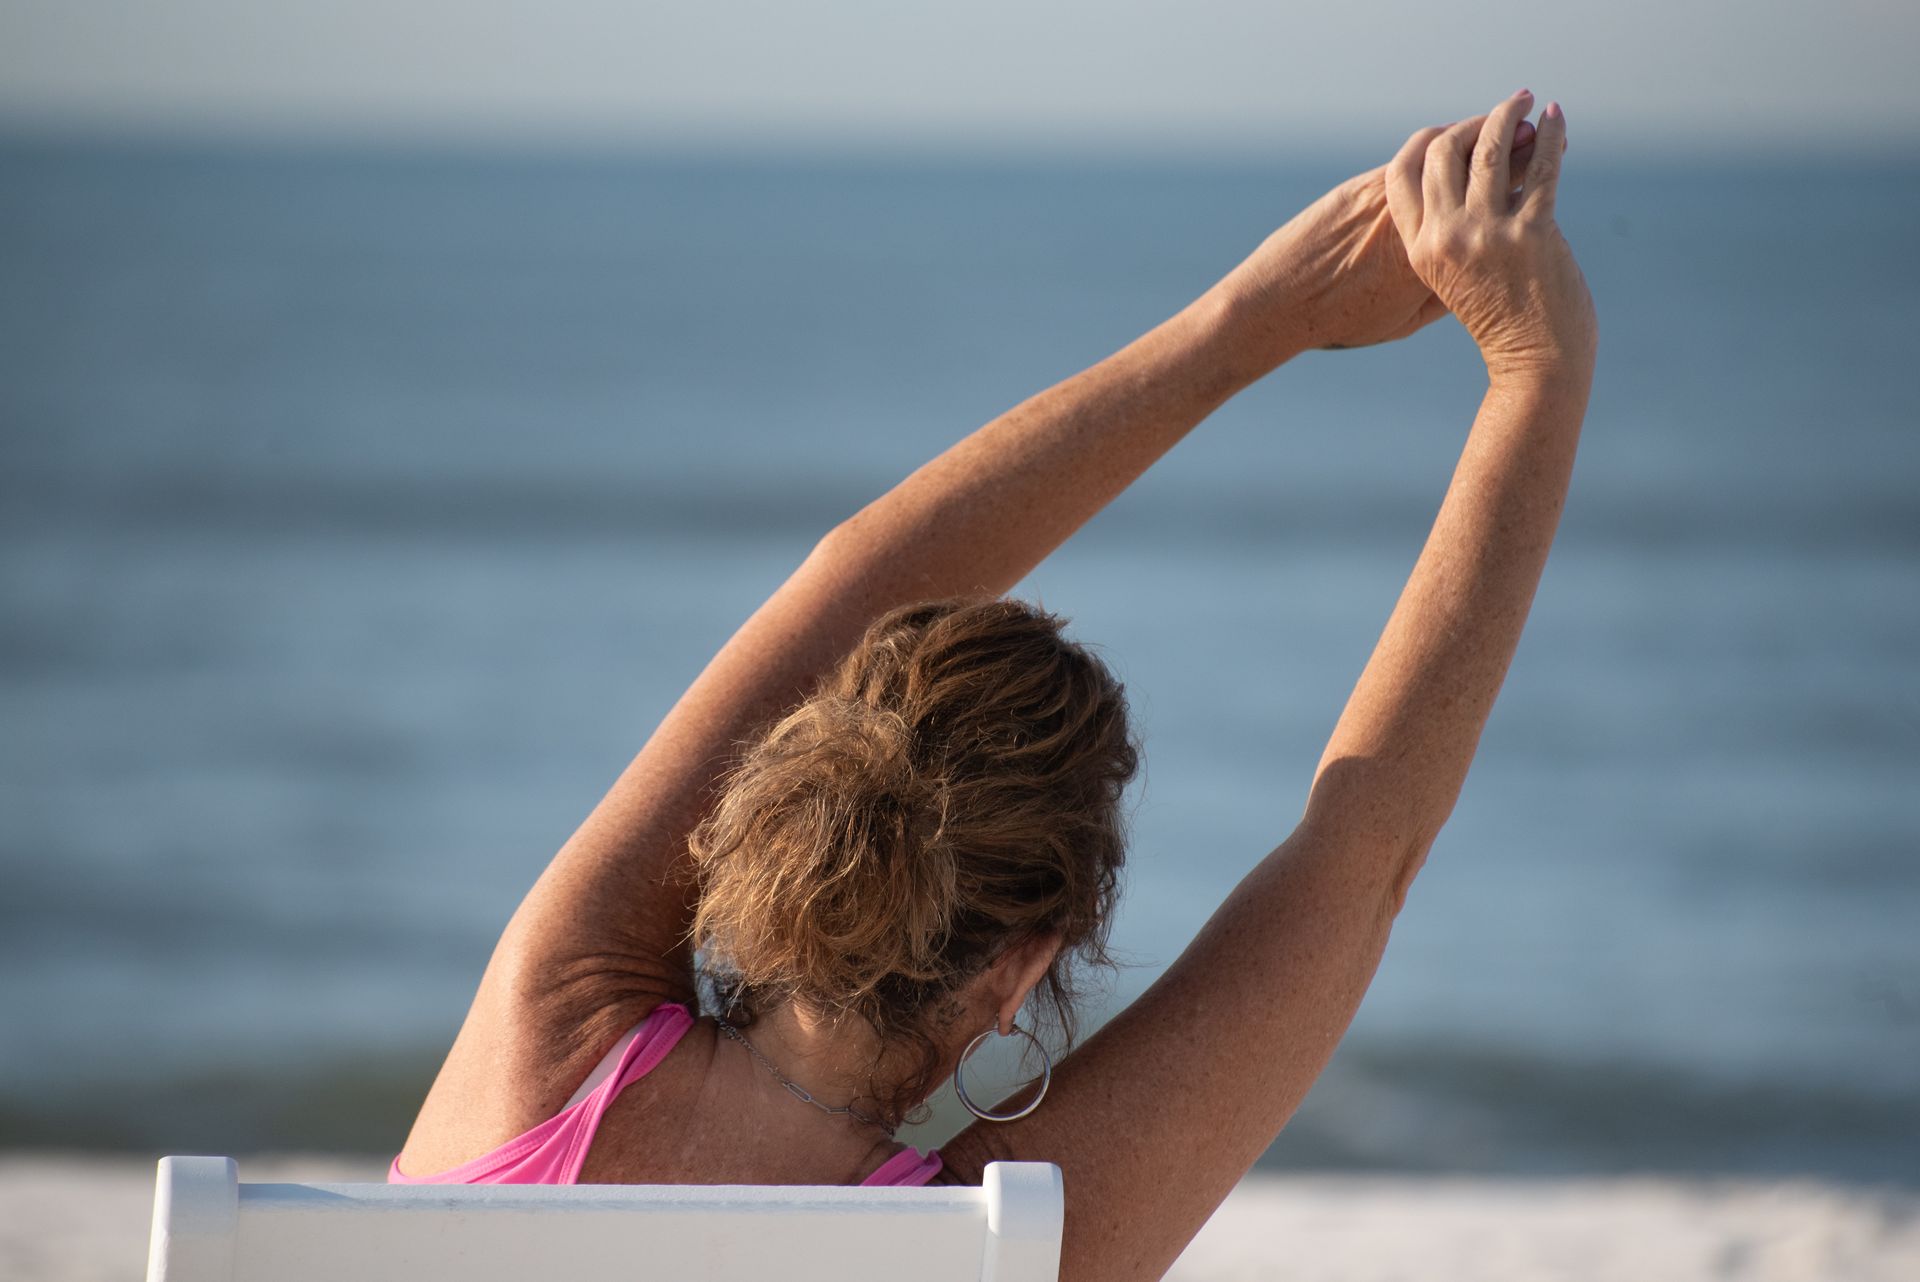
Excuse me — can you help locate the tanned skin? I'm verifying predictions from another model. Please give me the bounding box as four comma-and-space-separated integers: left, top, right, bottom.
399, 91, 1596, 1282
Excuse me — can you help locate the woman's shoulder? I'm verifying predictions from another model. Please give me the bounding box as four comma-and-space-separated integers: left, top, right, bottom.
399, 993, 704, 1180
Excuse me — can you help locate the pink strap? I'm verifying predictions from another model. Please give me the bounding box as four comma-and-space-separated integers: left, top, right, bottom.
555, 1002, 697, 1182
863, 1145, 944, 1186
389, 1002, 694, 1185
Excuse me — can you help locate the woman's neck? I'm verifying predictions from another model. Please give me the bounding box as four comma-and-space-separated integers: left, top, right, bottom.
714, 1003, 904, 1143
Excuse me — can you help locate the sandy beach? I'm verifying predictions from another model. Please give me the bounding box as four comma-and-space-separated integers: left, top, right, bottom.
7, 1151, 1915, 1282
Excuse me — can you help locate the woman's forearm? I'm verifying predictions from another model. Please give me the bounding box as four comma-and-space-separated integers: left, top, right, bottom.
810, 283, 1289, 607
1306, 364, 1592, 889
809, 158, 1457, 610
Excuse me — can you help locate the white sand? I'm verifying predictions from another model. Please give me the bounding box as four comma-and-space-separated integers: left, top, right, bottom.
1164, 1173, 1920, 1282
6, 1151, 1915, 1282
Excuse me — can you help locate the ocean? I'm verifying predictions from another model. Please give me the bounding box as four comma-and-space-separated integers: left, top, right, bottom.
1, 136, 1915, 1181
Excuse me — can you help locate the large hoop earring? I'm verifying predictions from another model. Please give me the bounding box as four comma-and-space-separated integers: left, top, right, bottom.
952, 1021, 1052, 1122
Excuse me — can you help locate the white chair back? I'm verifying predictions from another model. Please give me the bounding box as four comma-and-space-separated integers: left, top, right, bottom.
146, 1155, 1064, 1282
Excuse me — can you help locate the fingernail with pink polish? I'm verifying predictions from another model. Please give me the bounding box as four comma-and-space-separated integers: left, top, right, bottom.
1545, 101, 1563, 120
1514, 88, 1532, 100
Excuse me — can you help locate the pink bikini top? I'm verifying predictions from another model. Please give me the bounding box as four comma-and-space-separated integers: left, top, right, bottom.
388, 1001, 942, 1188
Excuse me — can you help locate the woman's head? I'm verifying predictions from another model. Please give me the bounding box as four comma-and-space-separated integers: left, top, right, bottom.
687, 597, 1138, 1122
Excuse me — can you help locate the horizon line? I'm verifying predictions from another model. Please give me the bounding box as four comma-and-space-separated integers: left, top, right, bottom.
5, 111, 1919, 170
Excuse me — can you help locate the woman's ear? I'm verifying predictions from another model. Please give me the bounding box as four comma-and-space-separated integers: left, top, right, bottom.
991, 932, 1064, 1035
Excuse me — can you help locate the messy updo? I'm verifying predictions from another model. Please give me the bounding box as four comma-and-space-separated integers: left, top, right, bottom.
687, 597, 1138, 1123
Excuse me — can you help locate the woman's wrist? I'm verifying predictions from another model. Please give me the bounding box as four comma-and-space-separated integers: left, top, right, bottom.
1483, 345, 1596, 400
1481, 358, 1595, 435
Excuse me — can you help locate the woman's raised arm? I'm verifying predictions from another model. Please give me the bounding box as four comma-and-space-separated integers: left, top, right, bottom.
400, 160, 1448, 1165
936, 93, 1598, 1282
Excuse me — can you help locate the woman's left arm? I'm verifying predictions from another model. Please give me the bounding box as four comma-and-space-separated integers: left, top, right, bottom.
401, 166, 1446, 1159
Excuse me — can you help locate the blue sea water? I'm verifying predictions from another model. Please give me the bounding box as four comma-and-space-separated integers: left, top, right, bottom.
1, 136, 1916, 1178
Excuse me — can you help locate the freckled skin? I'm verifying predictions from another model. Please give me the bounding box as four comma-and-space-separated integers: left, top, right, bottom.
399, 94, 1595, 1282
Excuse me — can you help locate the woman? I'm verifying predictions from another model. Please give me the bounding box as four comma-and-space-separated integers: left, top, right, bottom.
394, 90, 1597, 1281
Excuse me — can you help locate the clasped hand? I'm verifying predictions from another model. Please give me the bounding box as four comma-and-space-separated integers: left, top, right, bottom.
1218, 91, 1595, 378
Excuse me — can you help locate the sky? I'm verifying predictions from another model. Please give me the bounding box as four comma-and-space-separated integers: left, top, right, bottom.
3, 0, 1918, 157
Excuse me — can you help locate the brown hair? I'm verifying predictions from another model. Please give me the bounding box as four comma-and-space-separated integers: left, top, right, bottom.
687, 597, 1138, 1123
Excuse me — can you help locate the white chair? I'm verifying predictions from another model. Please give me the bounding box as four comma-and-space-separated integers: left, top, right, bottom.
145, 1155, 1064, 1282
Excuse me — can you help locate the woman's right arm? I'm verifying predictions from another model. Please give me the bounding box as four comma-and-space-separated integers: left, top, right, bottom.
937, 92, 1598, 1282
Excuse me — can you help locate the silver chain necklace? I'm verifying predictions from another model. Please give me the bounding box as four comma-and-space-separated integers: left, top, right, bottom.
715, 1016, 895, 1137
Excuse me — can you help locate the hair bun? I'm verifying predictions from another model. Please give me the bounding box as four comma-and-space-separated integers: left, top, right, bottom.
688, 597, 1138, 1118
